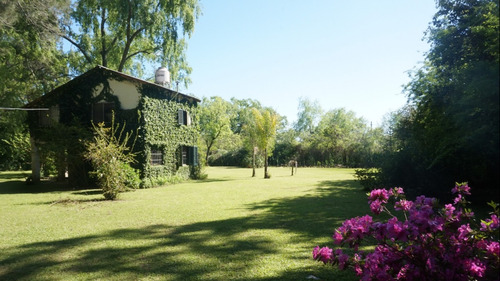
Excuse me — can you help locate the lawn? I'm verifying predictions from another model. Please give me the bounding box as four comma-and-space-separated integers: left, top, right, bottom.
0, 167, 371, 281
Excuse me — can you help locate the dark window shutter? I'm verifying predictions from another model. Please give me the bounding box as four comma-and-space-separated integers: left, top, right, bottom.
188, 146, 198, 166
178, 109, 184, 125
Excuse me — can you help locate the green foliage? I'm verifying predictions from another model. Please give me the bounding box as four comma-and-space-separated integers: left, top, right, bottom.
228, 98, 263, 134
65, 0, 200, 84
353, 168, 383, 191
0, 0, 69, 170
269, 128, 299, 166
251, 108, 278, 178
381, 0, 499, 200
190, 164, 208, 180
85, 118, 139, 200
141, 171, 187, 189
198, 96, 234, 164
295, 108, 382, 168
138, 92, 199, 182
207, 147, 262, 168
0, 129, 30, 170
293, 97, 322, 138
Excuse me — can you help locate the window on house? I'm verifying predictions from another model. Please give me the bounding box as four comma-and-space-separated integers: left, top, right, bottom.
151, 150, 163, 166
180, 146, 198, 166
92, 102, 115, 124
181, 146, 188, 165
178, 109, 191, 126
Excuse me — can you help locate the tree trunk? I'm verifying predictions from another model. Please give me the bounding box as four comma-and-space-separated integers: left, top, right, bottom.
252, 146, 256, 177
30, 136, 40, 184
264, 148, 270, 179
205, 142, 213, 165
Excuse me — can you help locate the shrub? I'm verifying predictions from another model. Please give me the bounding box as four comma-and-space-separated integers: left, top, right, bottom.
85, 118, 139, 200
354, 168, 383, 191
191, 164, 208, 180
313, 183, 499, 280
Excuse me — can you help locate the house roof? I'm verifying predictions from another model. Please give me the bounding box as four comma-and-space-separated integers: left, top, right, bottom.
25, 65, 200, 108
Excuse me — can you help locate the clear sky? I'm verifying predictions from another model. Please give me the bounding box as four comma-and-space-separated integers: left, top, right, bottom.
181, 0, 438, 127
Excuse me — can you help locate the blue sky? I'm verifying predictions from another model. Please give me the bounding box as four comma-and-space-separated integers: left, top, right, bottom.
181, 0, 437, 127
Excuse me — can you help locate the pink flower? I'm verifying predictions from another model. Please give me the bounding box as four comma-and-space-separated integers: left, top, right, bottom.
444, 204, 456, 221
457, 224, 472, 241
391, 187, 404, 196
466, 258, 486, 278
313, 185, 499, 280
312, 246, 333, 264
452, 183, 471, 195
335, 249, 349, 270
453, 194, 463, 205
480, 214, 499, 231
394, 199, 413, 211
369, 189, 390, 203
370, 200, 383, 214
486, 241, 500, 257
386, 217, 408, 241
333, 231, 343, 245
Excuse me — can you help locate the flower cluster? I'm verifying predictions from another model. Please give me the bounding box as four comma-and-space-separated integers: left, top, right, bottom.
313, 183, 500, 280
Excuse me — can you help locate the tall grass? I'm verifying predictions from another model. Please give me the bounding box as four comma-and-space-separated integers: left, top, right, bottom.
0, 167, 370, 280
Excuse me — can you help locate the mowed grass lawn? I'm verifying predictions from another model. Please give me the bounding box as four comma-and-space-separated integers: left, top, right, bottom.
0, 167, 372, 281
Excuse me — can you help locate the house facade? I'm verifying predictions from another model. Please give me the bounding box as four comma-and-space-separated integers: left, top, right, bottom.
26, 65, 199, 186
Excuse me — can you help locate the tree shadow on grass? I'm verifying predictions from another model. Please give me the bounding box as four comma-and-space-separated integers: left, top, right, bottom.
0, 179, 96, 195
246, 179, 370, 239
0, 172, 29, 180
0, 221, 279, 281
0, 178, 364, 280
0, 180, 70, 194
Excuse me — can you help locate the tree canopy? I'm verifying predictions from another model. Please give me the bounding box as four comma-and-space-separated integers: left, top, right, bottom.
64, 0, 200, 84
0, 0, 69, 169
198, 96, 234, 164
382, 0, 499, 199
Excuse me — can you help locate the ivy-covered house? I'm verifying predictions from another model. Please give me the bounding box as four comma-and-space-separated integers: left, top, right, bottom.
25, 65, 199, 186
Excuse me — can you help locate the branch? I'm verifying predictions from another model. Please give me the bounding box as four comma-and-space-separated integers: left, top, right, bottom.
129, 27, 145, 42
124, 49, 153, 61
61, 35, 93, 64
100, 7, 107, 66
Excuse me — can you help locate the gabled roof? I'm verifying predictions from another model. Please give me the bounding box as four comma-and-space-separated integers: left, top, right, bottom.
25, 65, 200, 108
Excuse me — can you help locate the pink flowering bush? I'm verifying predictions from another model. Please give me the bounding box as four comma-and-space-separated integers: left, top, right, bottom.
313, 183, 500, 280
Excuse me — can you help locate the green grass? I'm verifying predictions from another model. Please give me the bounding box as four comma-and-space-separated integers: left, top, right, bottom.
0, 167, 371, 281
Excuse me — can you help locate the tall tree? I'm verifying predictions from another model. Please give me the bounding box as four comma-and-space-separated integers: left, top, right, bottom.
385, 0, 499, 199
310, 108, 366, 167
63, 0, 200, 84
251, 108, 277, 179
0, 0, 69, 169
198, 97, 233, 164
229, 98, 263, 134
293, 97, 322, 139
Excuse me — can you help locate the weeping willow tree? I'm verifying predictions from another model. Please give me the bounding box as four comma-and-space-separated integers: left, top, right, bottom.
63, 0, 200, 85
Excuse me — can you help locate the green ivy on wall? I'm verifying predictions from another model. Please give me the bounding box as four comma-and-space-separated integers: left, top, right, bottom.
27, 66, 200, 187
137, 84, 199, 182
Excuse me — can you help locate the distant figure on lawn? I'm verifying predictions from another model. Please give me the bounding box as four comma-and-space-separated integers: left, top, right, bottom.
289, 160, 298, 176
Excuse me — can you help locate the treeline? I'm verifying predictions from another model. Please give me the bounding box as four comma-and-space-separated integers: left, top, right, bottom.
379, 0, 499, 201
0, 0, 200, 170
1, 0, 498, 202
198, 96, 385, 169
200, 0, 499, 202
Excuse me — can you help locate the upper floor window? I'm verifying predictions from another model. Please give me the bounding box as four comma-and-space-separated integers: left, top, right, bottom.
178, 109, 191, 126
92, 102, 114, 124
